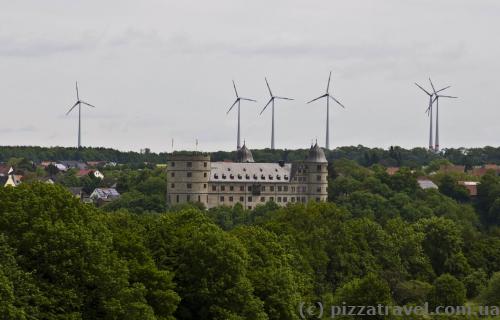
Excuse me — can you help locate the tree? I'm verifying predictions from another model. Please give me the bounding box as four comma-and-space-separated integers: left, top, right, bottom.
333, 273, 392, 320
463, 269, 488, 299
427, 274, 466, 309
480, 272, 500, 306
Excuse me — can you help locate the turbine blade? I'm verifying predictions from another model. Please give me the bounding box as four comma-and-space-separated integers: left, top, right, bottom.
429, 77, 437, 94
66, 101, 79, 115
436, 86, 451, 94
307, 94, 327, 104
265, 77, 273, 96
226, 99, 239, 114
326, 71, 332, 93
330, 95, 345, 108
240, 97, 257, 102
260, 98, 273, 115
76, 81, 80, 100
80, 101, 96, 108
438, 95, 458, 99
415, 83, 431, 96
275, 96, 293, 100
232, 80, 239, 98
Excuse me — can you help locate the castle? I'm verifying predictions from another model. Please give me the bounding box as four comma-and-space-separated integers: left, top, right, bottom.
166, 143, 328, 209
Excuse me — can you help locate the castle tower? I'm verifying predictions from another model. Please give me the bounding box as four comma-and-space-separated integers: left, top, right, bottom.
166, 153, 211, 207
304, 143, 328, 202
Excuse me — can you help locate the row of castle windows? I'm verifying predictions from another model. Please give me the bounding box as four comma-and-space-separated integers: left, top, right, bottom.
169, 183, 323, 193
169, 195, 323, 207
170, 161, 208, 168
171, 171, 323, 182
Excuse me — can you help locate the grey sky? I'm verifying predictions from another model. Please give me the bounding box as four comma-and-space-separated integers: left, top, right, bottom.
1, 0, 499, 152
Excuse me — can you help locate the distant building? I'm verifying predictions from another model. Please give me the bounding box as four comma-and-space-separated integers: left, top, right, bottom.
458, 181, 480, 197
470, 164, 500, 177
417, 178, 438, 190
90, 188, 120, 205
60, 161, 88, 170
0, 165, 14, 177
386, 167, 400, 176
1, 174, 22, 187
76, 169, 104, 180
166, 143, 329, 210
439, 164, 465, 174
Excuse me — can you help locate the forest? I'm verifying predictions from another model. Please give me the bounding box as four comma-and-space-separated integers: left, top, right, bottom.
2, 148, 500, 319
2, 145, 500, 167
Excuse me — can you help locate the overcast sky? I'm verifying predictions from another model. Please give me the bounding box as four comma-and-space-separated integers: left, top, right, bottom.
1, 0, 499, 152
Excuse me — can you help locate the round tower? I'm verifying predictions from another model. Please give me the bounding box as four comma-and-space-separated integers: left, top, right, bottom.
304, 143, 328, 202
167, 153, 211, 207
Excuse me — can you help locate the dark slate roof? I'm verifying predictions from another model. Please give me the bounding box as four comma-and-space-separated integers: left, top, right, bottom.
210, 162, 291, 183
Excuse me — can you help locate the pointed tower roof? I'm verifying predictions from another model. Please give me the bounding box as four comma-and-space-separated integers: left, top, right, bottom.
306, 142, 327, 163
237, 142, 255, 163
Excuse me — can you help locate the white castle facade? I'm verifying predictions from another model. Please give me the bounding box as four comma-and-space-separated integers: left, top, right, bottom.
166, 143, 328, 209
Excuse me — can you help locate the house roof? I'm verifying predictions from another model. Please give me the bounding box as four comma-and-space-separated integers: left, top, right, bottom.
459, 181, 480, 196
386, 167, 400, 175
417, 179, 439, 190
0, 165, 13, 176
76, 169, 93, 177
210, 162, 292, 183
91, 188, 120, 199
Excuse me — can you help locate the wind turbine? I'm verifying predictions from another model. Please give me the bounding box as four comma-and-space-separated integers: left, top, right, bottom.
260, 78, 293, 150
226, 80, 256, 150
66, 82, 96, 149
415, 82, 435, 151
429, 78, 457, 152
307, 71, 345, 150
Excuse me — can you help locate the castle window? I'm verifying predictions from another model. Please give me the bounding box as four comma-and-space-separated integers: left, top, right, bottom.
317, 187, 321, 192
214, 174, 219, 179
302, 197, 306, 203
220, 196, 224, 202
187, 195, 191, 202
278, 186, 282, 192
229, 196, 234, 202
284, 175, 288, 180
283, 186, 288, 192
246, 174, 250, 179
270, 186, 275, 192
253, 174, 258, 179
222, 174, 226, 179
187, 183, 192, 189
203, 184, 207, 189
238, 174, 242, 179
316, 175, 321, 181
283, 197, 287, 202
187, 172, 192, 177
248, 186, 252, 192
261, 174, 266, 180
230, 174, 234, 179
239, 196, 244, 202
227, 167, 231, 171
187, 162, 192, 167
230, 186, 234, 191
171, 172, 175, 178
270, 197, 274, 201
204, 172, 207, 177
277, 197, 282, 202
248, 206, 252, 210
261, 186, 266, 191
221, 186, 225, 191
243, 168, 246, 171
316, 197, 321, 202
240, 186, 244, 191
212, 185, 216, 191
268, 174, 273, 180
176, 195, 179, 202
291, 197, 295, 202
260, 197, 265, 202
171, 183, 175, 188
198, 195, 201, 202
248, 196, 253, 202
171, 162, 175, 167
276, 175, 281, 180
204, 162, 207, 167
317, 165, 322, 170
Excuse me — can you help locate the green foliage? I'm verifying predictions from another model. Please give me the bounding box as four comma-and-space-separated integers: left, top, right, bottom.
480, 272, 500, 306
463, 269, 488, 299
427, 274, 466, 309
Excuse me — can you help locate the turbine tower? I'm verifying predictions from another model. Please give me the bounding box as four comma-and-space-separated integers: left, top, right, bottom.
260, 78, 293, 150
429, 78, 457, 152
226, 80, 256, 150
415, 82, 435, 150
66, 82, 96, 149
307, 71, 345, 150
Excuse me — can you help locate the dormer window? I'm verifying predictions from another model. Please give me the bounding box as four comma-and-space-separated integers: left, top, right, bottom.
259, 168, 263, 172
277, 175, 281, 180
243, 168, 246, 171
261, 174, 266, 180
237, 174, 242, 179
253, 174, 258, 179
222, 174, 226, 179
230, 174, 234, 179
227, 168, 231, 171
214, 174, 219, 179
268, 174, 273, 180
246, 174, 250, 179
284, 175, 289, 180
